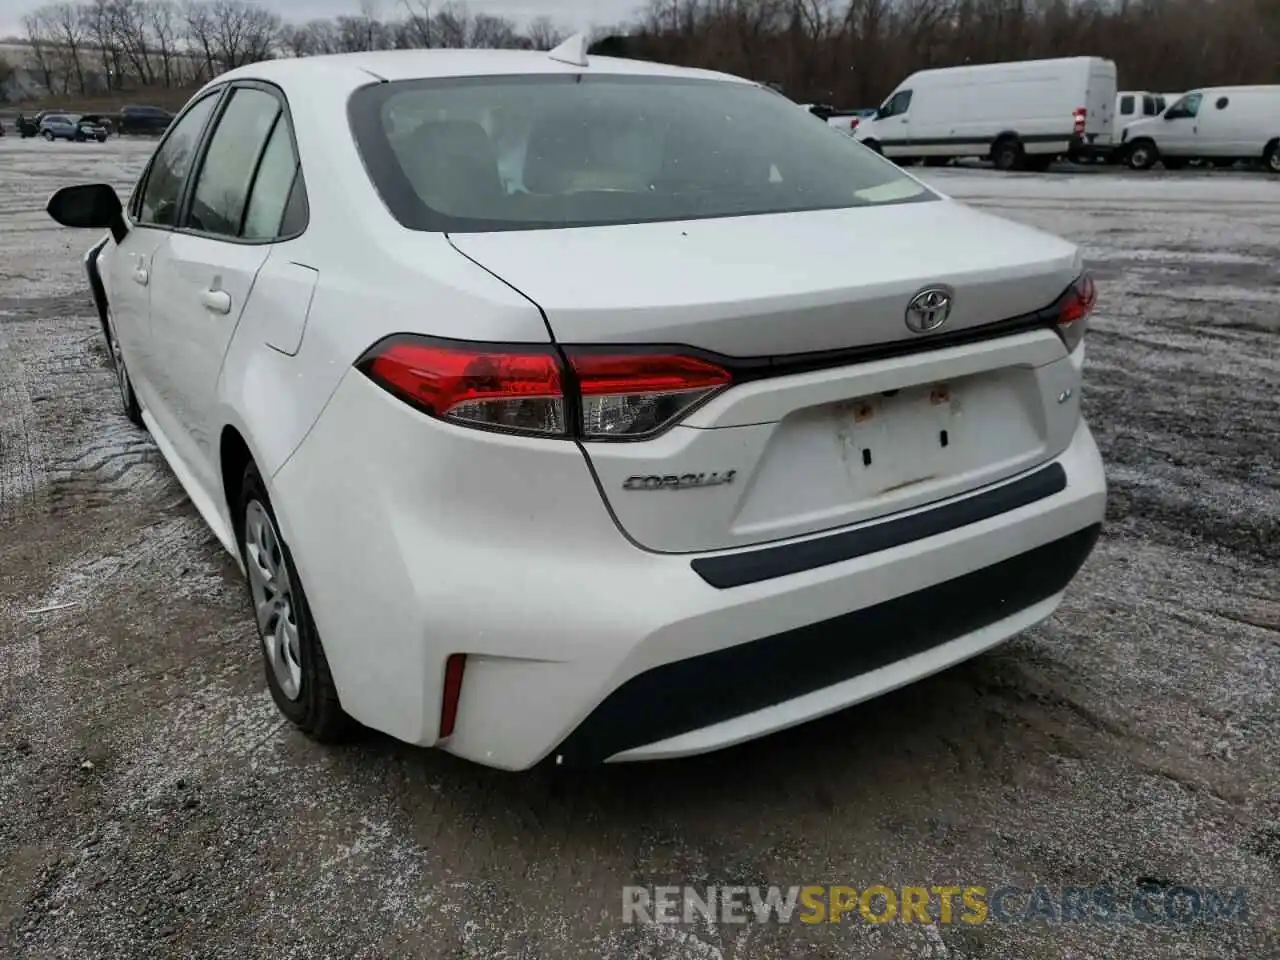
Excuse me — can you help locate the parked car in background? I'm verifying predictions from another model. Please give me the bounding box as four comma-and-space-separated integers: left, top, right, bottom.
799, 103, 877, 137
1121, 86, 1280, 173
80, 113, 115, 138
855, 56, 1117, 171
38, 113, 109, 142
47, 40, 1105, 770
117, 104, 174, 135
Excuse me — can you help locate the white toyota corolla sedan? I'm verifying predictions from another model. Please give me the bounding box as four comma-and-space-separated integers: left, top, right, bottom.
47, 37, 1106, 770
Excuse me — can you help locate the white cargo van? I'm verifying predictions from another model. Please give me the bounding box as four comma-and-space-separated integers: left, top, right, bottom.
1115, 91, 1168, 136
1121, 86, 1280, 172
1072, 90, 1168, 161
854, 57, 1117, 171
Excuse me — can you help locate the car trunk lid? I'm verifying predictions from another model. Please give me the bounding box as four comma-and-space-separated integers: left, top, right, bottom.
449, 200, 1086, 555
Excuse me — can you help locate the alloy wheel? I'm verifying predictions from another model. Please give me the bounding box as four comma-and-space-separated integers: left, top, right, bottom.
244, 500, 303, 701
106, 315, 130, 411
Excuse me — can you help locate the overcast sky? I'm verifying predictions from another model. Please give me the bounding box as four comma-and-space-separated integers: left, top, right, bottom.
4, 0, 645, 42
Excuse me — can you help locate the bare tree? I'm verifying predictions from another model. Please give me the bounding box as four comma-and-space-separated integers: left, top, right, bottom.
470, 13, 520, 47
113, 0, 157, 85
184, 0, 219, 79
22, 12, 57, 93
83, 0, 124, 90
44, 3, 89, 92
206, 0, 281, 69
431, 1, 469, 47
526, 16, 566, 50
150, 0, 180, 85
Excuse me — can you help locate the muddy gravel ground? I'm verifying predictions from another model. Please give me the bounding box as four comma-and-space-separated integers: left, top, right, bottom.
1, 138, 1277, 960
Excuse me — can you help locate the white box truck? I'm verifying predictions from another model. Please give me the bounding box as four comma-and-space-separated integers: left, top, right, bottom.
854, 57, 1118, 171
1120, 86, 1280, 173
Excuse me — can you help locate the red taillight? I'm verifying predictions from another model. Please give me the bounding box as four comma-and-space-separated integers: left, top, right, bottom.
569, 352, 732, 439
1072, 107, 1087, 136
361, 337, 566, 436
359, 336, 732, 441
1055, 272, 1096, 352
438, 653, 466, 740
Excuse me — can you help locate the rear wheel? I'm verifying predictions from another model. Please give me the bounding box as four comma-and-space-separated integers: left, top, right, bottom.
992, 137, 1024, 172
863, 140, 882, 155
105, 310, 143, 428
42, 130, 54, 141
238, 462, 352, 742
1126, 139, 1158, 170
1264, 142, 1280, 175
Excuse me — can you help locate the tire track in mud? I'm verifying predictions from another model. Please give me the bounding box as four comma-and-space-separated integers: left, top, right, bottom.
47, 419, 167, 516
0, 326, 51, 525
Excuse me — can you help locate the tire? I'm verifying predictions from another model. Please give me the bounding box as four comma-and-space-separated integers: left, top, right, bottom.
1127, 140, 1158, 170
992, 137, 1024, 171
1264, 142, 1280, 175
237, 462, 352, 742
105, 310, 144, 428
863, 140, 882, 155
42, 130, 55, 141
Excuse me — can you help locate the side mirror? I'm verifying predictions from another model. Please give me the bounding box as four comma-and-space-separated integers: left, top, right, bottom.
47, 184, 127, 242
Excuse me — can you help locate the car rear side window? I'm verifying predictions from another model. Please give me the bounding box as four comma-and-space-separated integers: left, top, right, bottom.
137, 93, 219, 228
186, 87, 281, 238
349, 74, 933, 233
242, 114, 305, 240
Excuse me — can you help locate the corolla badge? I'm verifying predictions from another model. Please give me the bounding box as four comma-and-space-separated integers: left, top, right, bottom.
623, 471, 736, 491
904, 286, 954, 334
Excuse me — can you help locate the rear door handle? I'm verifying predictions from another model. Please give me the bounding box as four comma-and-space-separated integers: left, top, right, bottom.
132, 267, 148, 286
200, 289, 232, 315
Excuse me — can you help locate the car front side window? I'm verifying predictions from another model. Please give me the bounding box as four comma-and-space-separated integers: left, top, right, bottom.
1167, 93, 1203, 120
137, 93, 220, 228
881, 90, 912, 119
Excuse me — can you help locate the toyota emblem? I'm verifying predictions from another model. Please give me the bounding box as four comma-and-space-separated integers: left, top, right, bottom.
904, 286, 954, 334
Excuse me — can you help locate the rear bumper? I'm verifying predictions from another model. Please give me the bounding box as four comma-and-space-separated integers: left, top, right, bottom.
555, 522, 1098, 765
273, 372, 1106, 771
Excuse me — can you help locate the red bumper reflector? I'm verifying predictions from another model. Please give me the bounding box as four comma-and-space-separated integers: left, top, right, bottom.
439, 653, 467, 739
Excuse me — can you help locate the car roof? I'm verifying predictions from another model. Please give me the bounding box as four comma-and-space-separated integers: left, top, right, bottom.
210, 48, 749, 94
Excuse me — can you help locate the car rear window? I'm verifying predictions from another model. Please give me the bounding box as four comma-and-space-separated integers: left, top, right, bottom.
348, 74, 935, 233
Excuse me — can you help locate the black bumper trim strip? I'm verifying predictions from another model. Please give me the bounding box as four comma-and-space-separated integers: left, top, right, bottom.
692, 462, 1068, 589
547, 523, 1100, 766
